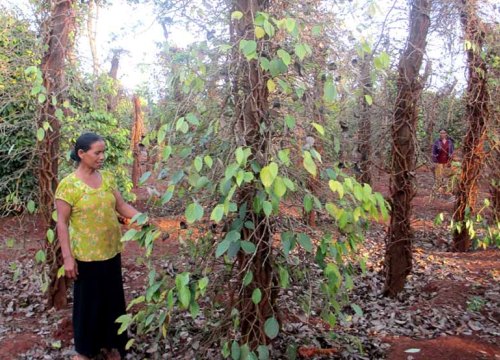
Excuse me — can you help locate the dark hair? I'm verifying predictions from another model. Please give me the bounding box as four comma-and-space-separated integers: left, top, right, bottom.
70, 133, 104, 162
438, 128, 447, 133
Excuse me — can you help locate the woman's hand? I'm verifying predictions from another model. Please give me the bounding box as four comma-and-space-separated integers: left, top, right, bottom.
64, 256, 79, 279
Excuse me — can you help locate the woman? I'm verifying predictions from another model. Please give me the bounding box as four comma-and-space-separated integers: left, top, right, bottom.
55, 133, 140, 359
431, 128, 455, 193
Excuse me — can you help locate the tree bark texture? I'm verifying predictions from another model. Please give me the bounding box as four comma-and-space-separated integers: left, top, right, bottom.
131, 95, 144, 188
384, 0, 430, 297
232, 0, 278, 348
87, 0, 98, 77
106, 50, 120, 112
38, 0, 77, 309
452, 0, 490, 252
358, 56, 373, 185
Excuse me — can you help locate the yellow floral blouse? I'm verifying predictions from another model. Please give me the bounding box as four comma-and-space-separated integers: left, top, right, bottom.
55, 171, 122, 262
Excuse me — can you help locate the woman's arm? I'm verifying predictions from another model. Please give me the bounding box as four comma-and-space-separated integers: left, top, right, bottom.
55, 199, 78, 279
113, 190, 140, 219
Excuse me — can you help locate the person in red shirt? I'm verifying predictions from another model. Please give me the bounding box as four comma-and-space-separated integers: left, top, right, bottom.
432, 129, 455, 193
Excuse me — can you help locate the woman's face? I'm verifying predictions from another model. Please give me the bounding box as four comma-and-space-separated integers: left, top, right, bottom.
78, 140, 106, 170
439, 130, 447, 140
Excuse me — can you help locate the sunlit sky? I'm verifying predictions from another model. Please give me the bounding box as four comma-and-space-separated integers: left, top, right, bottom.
6, 0, 495, 92
5, 0, 196, 89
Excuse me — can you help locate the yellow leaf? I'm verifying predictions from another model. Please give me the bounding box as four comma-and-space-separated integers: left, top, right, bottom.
267, 79, 276, 93
255, 26, 266, 39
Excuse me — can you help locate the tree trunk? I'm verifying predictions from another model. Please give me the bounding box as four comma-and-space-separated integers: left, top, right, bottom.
358, 56, 373, 185
131, 95, 144, 188
384, 0, 430, 297
232, 0, 277, 348
107, 50, 121, 112
87, 0, 98, 77
38, 0, 77, 309
452, 0, 490, 252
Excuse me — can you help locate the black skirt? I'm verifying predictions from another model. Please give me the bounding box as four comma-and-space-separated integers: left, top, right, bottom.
74, 253, 128, 358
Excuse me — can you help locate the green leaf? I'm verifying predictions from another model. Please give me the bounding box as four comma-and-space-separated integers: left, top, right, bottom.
116, 314, 132, 335
231, 11, 243, 20
157, 124, 168, 143
204, 155, 213, 168
46, 229, 55, 244
216, 239, 231, 258
161, 185, 175, 205
125, 339, 135, 351
269, 58, 287, 77
176, 117, 188, 133
284, 115, 296, 130
198, 276, 209, 291
211, 204, 224, 223
295, 43, 307, 61
263, 20, 275, 37
328, 180, 344, 199
241, 240, 256, 254
231, 341, 241, 360
252, 288, 262, 304
260, 162, 278, 188
278, 266, 289, 288
186, 113, 200, 125
311, 122, 325, 136
243, 271, 253, 286
175, 272, 190, 287
185, 202, 204, 223
303, 194, 313, 213
54, 108, 64, 121
365, 94, 373, 105
278, 149, 290, 166
375, 51, 390, 69
285, 18, 297, 33
281, 231, 294, 257
37, 128, 45, 141
162, 145, 172, 161
351, 303, 363, 316
38, 93, 46, 103
194, 156, 203, 172
236, 147, 245, 165
146, 282, 161, 302
273, 176, 287, 198
35, 250, 46, 263
131, 212, 148, 225
277, 49, 291, 66
178, 285, 191, 309
57, 265, 65, 278
302, 151, 317, 177
264, 317, 279, 339
239, 39, 257, 60
283, 177, 295, 191
257, 345, 270, 360
262, 201, 273, 216
323, 79, 337, 103
121, 229, 138, 242
138, 171, 151, 186
27, 200, 36, 214
260, 57, 270, 71
297, 233, 313, 252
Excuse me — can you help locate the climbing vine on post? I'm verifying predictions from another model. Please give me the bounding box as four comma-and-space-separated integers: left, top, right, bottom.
37, 0, 77, 309
384, 0, 431, 297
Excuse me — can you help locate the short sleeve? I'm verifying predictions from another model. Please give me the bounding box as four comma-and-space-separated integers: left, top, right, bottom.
103, 171, 118, 192
55, 177, 76, 206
